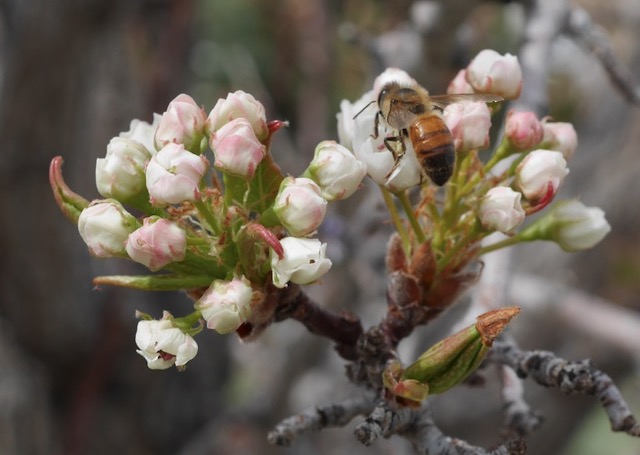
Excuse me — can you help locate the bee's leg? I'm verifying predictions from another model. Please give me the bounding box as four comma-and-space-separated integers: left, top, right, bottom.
372, 113, 381, 139
383, 135, 406, 180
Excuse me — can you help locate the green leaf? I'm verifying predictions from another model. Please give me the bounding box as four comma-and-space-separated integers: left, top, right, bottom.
93, 274, 213, 291
223, 154, 284, 214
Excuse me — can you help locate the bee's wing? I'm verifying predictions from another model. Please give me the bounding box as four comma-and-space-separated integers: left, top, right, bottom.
429, 93, 504, 110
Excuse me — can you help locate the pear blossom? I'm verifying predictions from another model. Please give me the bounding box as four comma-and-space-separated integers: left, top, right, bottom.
145, 143, 208, 206
155, 94, 207, 152
542, 121, 578, 160
120, 114, 162, 154
96, 137, 151, 201
208, 90, 268, 141
548, 200, 611, 251
270, 237, 332, 288
443, 101, 492, 151
372, 67, 419, 95
336, 88, 421, 191
479, 187, 525, 234
126, 217, 186, 271
466, 49, 522, 99
78, 200, 138, 257
516, 149, 569, 202
447, 69, 474, 95
505, 110, 544, 150
135, 318, 198, 370
210, 118, 266, 178
307, 140, 367, 200
273, 177, 327, 237
195, 276, 253, 334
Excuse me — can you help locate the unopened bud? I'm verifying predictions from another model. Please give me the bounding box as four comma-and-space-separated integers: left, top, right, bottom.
384, 307, 520, 401
466, 49, 522, 100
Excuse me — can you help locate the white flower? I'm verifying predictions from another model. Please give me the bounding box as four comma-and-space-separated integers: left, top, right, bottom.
195, 276, 253, 334
270, 237, 332, 288
336, 90, 421, 191
549, 200, 611, 252
135, 318, 198, 370
505, 110, 544, 150
119, 114, 162, 154
126, 217, 186, 271
541, 121, 578, 160
479, 187, 525, 234
372, 67, 419, 95
273, 177, 327, 237
155, 94, 207, 152
307, 140, 367, 200
96, 137, 151, 202
516, 149, 569, 202
145, 143, 208, 206
466, 49, 522, 100
78, 200, 138, 257
443, 101, 492, 152
210, 118, 266, 178
207, 90, 268, 141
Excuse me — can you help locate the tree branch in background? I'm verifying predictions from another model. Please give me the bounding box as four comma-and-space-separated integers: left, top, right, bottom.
268, 394, 375, 446
566, 7, 640, 106
488, 339, 640, 437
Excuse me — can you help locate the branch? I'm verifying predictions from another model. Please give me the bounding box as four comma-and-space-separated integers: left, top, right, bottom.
354, 401, 526, 454
498, 365, 543, 437
274, 288, 363, 360
268, 394, 375, 446
566, 7, 640, 106
488, 339, 640, 437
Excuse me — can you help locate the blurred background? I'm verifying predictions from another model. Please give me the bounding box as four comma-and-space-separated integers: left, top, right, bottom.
1, 0, 639, 454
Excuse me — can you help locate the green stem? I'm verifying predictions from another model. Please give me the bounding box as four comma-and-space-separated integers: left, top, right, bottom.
477, 235, 521, 255
397, 191, 426, 244
437, 224, 482, 272
194, 198, 221, 235
380, 185, 410, 255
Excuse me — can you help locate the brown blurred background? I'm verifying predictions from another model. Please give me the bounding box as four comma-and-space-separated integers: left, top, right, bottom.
0, 0, 639, 454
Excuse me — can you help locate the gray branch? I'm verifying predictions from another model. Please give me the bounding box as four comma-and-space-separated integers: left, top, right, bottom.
566, 7, 640, 106
488, 339, 640, 437
354, 401, 526, 454
498, 365, 543, 437
268, 395, 375, 446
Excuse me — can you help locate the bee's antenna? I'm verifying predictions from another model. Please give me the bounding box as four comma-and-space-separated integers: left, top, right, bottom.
352, 100, 376, 120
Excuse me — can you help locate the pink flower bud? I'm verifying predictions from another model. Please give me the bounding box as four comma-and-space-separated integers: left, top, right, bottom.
443, 101, 492, 152
96, 137, 151, 201
78, 200, 138, 257
447, 69, 474, 95
516, 149, 569, 202
307, 140, 367, 200
145, 143, 208, 206
505, 110, 544, 150
125, 217, 186, 271
273, 177, 327, 237
208, 90, 268, 142
155, 94, 207, 151
466, 49, 522, 100
541, 121, 578, 160
135, 317, 198, 370
210, 118, 266, 178
270, 237, 332, 288
479, 187, 525, 234
120, 114, 162, 154
195, 276, 254, 334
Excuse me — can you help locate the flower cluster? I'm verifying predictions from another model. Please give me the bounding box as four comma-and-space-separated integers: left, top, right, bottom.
51, 48, 610, 379
51, 90, 367, 370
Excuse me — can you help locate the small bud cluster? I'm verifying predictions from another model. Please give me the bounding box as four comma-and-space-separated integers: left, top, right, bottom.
54, 90, 368, 370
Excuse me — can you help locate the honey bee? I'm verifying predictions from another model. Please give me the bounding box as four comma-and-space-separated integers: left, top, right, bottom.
373, 81, 503, 186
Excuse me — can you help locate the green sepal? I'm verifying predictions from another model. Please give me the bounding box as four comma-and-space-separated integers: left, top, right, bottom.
223, 154, 284, 214
49, 156, 90, 224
